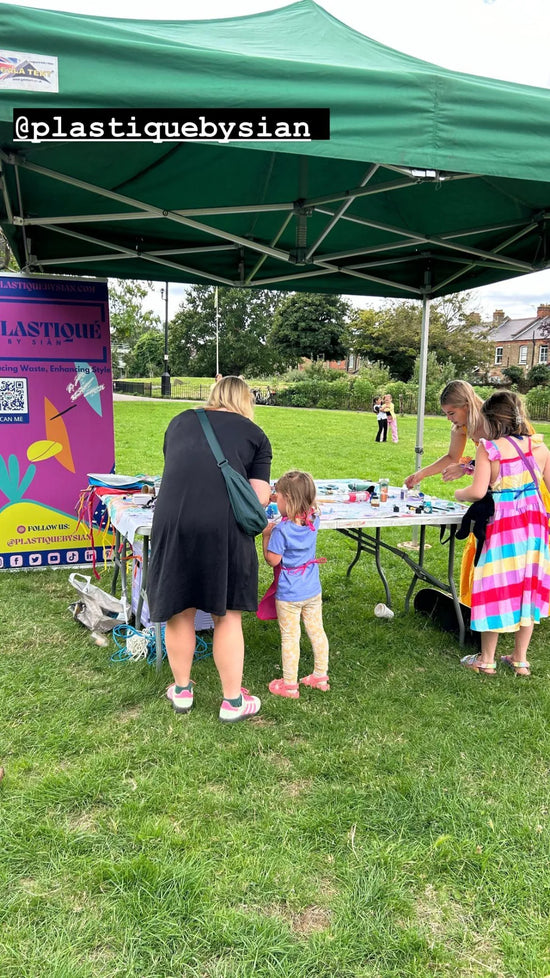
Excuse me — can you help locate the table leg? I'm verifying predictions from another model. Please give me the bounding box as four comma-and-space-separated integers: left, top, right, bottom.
373, 527, 392, 607
136, 535, 148, 628
404, 524, 424, 612
111, 529, 121, 595
119, 534, 129, 610
346, 528, 363, 577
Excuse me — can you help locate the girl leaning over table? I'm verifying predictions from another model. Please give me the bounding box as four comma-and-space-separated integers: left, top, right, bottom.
404, 380, 550, 604
404, 381, 486, 603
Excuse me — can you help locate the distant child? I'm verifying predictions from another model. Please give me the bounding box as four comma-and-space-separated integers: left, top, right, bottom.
456, 391, 550, 677
383, 394, 399, 443
262, 470, 329, 698
373, 396, 387, 442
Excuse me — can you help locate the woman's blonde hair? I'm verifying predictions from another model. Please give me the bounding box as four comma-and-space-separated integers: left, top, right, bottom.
440, 380, 484, 439
275, 470, 318, 522
481, 391, 531, 440
206, 375, 254, 420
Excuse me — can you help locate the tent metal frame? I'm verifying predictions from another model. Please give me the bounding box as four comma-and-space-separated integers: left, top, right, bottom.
3, 146, 550, 478
2, 150, 546, 299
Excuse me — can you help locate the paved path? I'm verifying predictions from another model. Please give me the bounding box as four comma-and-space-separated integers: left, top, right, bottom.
113, 392, 195, 402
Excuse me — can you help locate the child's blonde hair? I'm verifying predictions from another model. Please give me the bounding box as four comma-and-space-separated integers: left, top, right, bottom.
275, 470, 318, 522
440, 380, 484, 439
206, 375, 254, 420
481, 391, 531, 440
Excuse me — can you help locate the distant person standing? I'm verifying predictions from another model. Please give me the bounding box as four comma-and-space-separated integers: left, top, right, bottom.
373, 396, 387, 442
384, 394, 398, 443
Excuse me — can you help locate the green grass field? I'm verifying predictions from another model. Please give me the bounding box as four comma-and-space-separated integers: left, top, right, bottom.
2, 403, 550, 978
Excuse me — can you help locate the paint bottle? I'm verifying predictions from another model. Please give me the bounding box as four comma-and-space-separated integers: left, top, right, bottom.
379, 479, 389, 503
337, 491, 371, 503
348, 490, 371, 502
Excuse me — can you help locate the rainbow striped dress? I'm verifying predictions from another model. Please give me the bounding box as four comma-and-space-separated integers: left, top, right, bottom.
470, 435, 550, 633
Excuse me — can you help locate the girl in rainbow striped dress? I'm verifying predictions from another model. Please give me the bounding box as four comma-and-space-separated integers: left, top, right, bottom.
455, 391, 550, 678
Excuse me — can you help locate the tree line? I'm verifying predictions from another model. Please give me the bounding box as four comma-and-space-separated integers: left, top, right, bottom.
112, 280, 494, 383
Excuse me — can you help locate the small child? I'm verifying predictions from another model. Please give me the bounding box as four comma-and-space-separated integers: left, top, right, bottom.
383, 394, 399, 443
262, 470, 329, 698
455, 391, 550, 677
373, 396, 387, 442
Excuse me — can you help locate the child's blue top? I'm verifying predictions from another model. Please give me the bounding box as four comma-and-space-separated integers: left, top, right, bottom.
267, 515, 322, 602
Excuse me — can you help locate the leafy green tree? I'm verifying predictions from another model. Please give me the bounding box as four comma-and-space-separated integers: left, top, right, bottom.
502, 365, 527, 391
344, 303, 421, 380
169, 285, 282, 376
344, 295, 490, 381
412, 351, 457, 387
357, 361, 392, 389
0, 231, 18, 271
108, 279, 161, 372
269, 293, 350, 367
127, 330, 165, 377
526, 363, 550, 389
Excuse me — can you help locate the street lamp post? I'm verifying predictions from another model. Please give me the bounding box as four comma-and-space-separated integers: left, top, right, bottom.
161, 283, 171, 397
214, 287, 220, 376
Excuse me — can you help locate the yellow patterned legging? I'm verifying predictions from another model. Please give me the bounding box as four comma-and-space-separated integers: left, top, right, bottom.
275, 592, 329, 684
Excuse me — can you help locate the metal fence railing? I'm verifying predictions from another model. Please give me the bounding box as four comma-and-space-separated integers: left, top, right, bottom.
526, 395, 550, 422
113, 380, 153, 397
113, 379, 276, 403
113, 380, 550, 419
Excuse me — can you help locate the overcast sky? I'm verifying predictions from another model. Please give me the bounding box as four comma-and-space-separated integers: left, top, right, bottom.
6, 0, 550, 322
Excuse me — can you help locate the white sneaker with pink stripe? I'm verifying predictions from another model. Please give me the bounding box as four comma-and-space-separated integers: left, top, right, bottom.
219, 688, 261, 723
165, 682, 194, 714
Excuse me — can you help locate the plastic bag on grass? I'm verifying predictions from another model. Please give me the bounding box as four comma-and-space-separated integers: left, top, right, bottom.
68, 572, 127, 634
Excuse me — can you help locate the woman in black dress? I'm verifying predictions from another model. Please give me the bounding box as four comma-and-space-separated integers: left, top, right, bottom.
148, 376, 272, 722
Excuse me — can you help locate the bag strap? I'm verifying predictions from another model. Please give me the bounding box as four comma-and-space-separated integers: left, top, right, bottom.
195, 408, 227, 467
505, 436, 544, 503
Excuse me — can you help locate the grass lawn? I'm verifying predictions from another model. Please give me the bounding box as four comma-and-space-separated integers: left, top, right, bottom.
2, 403, 550, 978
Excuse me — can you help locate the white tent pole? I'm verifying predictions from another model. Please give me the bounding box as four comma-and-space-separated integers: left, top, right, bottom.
214, 287, 220, 376
415, 291, 431, 479
409, 289, 431, 548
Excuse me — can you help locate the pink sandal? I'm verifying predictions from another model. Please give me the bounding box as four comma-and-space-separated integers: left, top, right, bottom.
268, 678, 299, 699
299, 673, 330, 691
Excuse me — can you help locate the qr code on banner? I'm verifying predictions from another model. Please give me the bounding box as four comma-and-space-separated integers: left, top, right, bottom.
0, 378, 28, 415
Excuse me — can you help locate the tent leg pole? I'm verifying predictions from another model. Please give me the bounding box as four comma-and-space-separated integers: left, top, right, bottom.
413, 293, 431, 546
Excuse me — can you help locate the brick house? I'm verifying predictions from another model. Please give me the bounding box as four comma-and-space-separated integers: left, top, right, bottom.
488, 304, 550, 380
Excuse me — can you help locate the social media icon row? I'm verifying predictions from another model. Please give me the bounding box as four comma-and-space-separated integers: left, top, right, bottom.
0, 550, 98, 568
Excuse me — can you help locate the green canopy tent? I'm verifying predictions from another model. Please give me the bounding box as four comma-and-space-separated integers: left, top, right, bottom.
2, 0, 550, 471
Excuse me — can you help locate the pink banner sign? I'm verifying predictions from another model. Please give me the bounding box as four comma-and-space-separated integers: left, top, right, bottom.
0, 274, 114, 570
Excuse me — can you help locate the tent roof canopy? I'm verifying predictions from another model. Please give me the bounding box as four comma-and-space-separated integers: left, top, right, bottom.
2, 0, 550, 298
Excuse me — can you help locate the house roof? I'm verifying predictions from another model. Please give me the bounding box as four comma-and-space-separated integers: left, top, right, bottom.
489, 317, 550, 342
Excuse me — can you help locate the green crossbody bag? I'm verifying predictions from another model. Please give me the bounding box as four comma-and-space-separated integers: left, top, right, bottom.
195, 409, 268, 536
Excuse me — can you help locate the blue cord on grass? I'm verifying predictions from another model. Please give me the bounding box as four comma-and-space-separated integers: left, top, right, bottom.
110, 624, 212, 665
